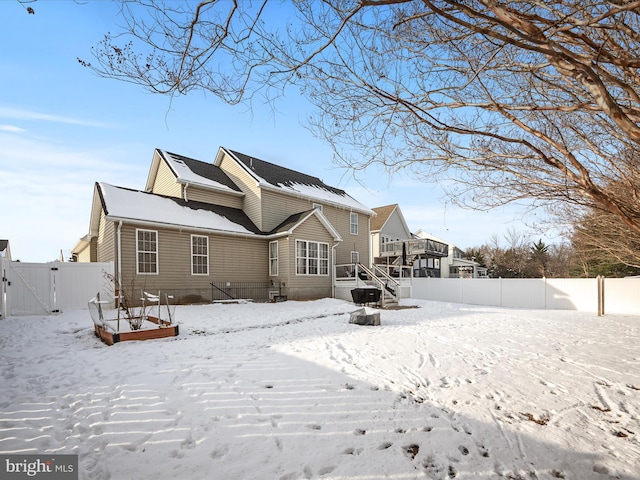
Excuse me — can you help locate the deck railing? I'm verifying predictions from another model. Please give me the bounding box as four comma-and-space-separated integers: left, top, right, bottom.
380, 238, 449, 258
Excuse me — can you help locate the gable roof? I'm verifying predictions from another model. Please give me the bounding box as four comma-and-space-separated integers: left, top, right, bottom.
95, 183, 262, 236
146, 149, 243, 195
371, 204, 398, 232
217, 147, 374, 215
268, 209, 342, 241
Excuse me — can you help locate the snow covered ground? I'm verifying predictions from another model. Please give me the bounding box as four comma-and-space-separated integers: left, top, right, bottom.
0, 298, 638, 480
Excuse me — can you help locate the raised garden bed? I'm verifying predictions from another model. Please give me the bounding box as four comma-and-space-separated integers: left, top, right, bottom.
93, 315, 179, 346
89, 291, 179, 346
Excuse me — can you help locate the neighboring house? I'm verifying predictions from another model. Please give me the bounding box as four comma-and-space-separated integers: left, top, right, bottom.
413, 230, 487, 278
370, 204, 412, 262
73, 147, 374, 302
370, 205, 449, 278
370, 204, 486, 278
0, 240, 11, 261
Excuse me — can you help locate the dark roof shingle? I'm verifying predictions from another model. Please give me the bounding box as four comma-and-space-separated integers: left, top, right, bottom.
162, 151, 242, 192
229, 149, 346, 196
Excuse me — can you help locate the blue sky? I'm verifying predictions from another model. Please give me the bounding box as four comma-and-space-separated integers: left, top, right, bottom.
0, 1, 537, 262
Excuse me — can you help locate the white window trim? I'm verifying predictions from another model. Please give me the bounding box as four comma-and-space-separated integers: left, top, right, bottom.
295, 239, 329, 276
269, 240, 279, 276
191, 234, 209, 276
350, 212, 358, 235
136, 228, 158, 275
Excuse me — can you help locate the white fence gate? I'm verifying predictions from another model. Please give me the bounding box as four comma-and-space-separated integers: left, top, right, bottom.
0, 259, 114, 318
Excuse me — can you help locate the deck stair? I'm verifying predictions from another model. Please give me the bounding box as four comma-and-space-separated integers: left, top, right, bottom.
357, 263, 399, 308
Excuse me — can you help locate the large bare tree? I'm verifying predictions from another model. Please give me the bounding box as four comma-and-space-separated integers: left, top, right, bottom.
82, 1, 640, 240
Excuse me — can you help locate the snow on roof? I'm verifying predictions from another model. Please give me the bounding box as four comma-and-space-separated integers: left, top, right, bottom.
276, 182, 374, 214
99, 183, 257, 235
414, 229, 450, 246
161, 151, 241, 194
227, 149, 374, 214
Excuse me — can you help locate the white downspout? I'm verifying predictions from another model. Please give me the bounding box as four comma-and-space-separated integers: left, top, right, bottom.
117, 221, 123, 306
183, 183, 189, 202
331, 242, 340, 299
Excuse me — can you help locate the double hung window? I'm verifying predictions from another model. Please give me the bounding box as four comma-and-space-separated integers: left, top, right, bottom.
269, 241, 278, 276
350, 212, 358, 235
191, 235, 209, 275
137, 229, 158, 274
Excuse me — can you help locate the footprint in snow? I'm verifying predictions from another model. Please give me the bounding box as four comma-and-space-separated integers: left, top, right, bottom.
318, 466, 336, 476
343, 447, 364, 455
476, 443, 490, 458
402, 444, 420, 460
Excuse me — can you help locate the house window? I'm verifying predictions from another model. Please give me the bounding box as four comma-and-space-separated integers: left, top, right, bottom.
137, 229, 158, 274
191, 235, 209, 275
296, 240, 329, 275
351, 251, 359, 264
269, 240, 278, 276
350, 212, 358, 235
313, 203, 323, 212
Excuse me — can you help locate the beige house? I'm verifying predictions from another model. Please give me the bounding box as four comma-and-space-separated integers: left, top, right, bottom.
73, 147, 374, 303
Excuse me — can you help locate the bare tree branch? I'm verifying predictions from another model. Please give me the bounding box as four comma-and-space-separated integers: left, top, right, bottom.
82, 0, 640, 261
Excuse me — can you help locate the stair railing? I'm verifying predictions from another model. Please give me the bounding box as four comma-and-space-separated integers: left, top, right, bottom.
357, 263, 401, 306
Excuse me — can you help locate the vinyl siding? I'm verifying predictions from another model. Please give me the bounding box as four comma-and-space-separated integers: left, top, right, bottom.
75, 242, 92, 263
185, 184, 243, 209
259, 189, 370, 265
260, 189, 311, 232
118, 223, 268, 303
97, 211, 115, 263
381, 210, 411, 239
219, 152, 263, 229
151, 157, 182, 198
321, 204, 370, 266
272, 238, 288, 281
283, 216, 334, 300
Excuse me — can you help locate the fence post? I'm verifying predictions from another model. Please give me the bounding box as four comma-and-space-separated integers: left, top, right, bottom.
1, 258, 6, 319
597, 276, 605, 316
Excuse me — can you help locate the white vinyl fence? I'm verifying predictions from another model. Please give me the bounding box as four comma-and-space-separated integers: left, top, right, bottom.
0, 259, 114, 318
412, 277, 639, 315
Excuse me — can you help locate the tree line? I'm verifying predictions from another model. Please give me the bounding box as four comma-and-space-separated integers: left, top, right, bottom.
466, 224, 640, 279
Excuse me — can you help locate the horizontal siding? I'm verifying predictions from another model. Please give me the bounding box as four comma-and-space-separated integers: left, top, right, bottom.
260, 190, 371, 265
218, 153, 372, 268
219, 153, 263, 229
185, 185, 243, 209
284, 216, 333, 300
261, 189, 311, 232
97, 212, 115, 263
118, 223, 269, 303
75, 243, 91, 263
151, 158, 182, 198
321, 205, 370, 266
382, 211, 411, 239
